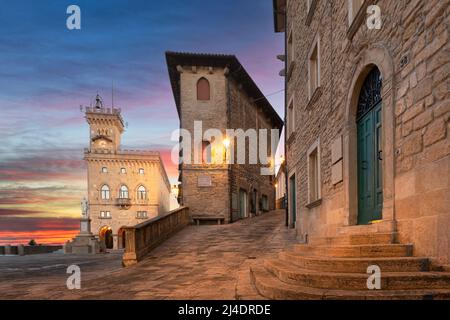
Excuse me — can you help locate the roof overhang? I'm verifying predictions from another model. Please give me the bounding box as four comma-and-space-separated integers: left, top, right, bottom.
273, 0, 286, 33
165, 51, 283, 130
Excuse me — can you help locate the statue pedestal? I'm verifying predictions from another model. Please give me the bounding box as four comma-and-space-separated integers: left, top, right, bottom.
64, 218, 103, 254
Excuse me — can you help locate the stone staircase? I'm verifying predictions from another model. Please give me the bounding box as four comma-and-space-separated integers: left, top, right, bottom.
250, 232, 450, 299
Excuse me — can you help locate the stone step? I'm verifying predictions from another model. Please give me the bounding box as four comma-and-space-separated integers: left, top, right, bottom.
338, 221, 395, 235
293, 243, 413, 258
279, 251, 430, 273
250, 265, 450, 300
263, 259, 450, 291
309, 233, 398, 246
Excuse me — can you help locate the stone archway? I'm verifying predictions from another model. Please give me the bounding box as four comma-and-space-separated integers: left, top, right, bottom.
343, 44, 396, 227
99, 226, 113, 249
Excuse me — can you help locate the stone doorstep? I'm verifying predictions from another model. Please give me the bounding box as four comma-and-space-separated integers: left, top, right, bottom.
263, 259, 450, 291
309, 232, 398, 246
279, 251, 431, 273
293, 243, 414, 258
250, 264, 450, 300
337, 220, 396, 235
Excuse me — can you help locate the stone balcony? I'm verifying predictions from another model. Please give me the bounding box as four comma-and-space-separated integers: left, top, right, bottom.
116, 198, 131, 209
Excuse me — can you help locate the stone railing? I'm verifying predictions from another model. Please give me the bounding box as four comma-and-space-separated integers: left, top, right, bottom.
122, 207, 189, 266
0, 245, 62, 256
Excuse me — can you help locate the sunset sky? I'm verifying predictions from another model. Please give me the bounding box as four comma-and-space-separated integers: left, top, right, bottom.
0, 0, 284, 245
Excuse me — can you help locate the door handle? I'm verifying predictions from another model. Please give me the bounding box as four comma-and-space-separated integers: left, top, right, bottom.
378, 150, 383, 161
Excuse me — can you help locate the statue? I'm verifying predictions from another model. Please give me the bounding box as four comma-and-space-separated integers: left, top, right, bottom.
81, 197, 89, 218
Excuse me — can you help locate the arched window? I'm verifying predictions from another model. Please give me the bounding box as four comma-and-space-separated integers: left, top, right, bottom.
100, 185, 110, 200
137, 185, 147, 200
119, 185, 129, 199
197, 77, 210, 101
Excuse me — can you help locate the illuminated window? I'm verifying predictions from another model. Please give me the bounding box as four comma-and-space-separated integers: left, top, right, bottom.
101, 167, 108, 173
101, 185, 110, 200
120, 168, 126, 174
139, 168, 144, 175
197, 77, 210, 101
119, 185, 129, 199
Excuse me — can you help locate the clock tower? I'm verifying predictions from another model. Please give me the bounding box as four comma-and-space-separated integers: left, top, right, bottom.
85, 94, 124, 153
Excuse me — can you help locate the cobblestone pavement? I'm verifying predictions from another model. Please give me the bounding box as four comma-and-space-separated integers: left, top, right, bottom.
0, 210, 298, 299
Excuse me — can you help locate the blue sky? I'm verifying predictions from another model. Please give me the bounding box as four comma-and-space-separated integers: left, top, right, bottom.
0, 0, 284, 243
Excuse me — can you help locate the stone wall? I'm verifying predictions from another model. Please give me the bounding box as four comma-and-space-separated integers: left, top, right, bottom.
122, 206, 190, 266
0, 245, 62, 255
285, 0, 449, 262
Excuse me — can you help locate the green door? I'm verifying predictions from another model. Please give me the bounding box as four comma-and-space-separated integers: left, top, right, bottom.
357, 102, 383, 224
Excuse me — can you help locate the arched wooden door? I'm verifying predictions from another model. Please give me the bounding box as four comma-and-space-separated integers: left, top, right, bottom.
357, 67, 383, 225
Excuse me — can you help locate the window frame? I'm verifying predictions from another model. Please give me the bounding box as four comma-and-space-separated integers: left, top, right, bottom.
100, 185, 110, 200
120, 167, 126, 174
119, 185, 129, 199
101, 167, 108, 173
137, 185, 147, 200
348, 0, 365, 26
138, 168, 144, 175
308, 34, 321, 100
197, 77, 211, 101
287, 95, 295, 137
307, 138, 322, 206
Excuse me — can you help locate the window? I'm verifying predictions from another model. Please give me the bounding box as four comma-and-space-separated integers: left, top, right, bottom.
120, 168, 126, 174
349, 0, 365, 25
119, 185, 129, 199
136, 211, 148, 219
287, 27, 294, 71
202, 141, 212, 164
308, 36, 320, 99
197, 77, 210, 101
139, 168, 144, 175
100, 211, 111, 219
101, 185, 110, 200
307, 140, 321, 204
137, 185, 147, 200
101, 167, 108, 173
287, 97, 295, 137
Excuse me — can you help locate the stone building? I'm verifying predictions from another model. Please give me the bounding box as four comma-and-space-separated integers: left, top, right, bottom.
166, 52, 283, 224
275, 161, 287, 210
84, 95, 171, 249
242, 0, 450, 300
272, 0, 449, 264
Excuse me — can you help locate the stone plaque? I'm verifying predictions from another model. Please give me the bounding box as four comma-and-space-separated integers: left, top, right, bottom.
331, 160, 343, 185
198, 175, 212, 187
331, 135, 343, 165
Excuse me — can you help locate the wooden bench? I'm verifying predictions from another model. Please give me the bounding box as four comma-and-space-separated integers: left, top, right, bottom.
192, 216, 225, 225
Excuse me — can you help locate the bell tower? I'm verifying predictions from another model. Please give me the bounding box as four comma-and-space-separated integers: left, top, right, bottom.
85, 94, 124, 153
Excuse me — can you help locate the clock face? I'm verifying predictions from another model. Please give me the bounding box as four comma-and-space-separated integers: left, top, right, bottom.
95, 138, 110, 149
